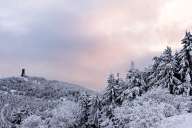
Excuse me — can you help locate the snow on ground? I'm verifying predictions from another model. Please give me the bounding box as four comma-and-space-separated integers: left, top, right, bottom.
21, 99, 79, 128
114, 88, 192, 128
158, 113, 192, 128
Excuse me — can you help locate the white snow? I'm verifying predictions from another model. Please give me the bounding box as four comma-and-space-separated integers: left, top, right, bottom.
158, 114, 192, 128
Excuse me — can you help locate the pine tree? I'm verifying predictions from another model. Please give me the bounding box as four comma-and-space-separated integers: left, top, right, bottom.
89, 96, 102, 128
179, 32, 192, 81
102, 74, 120, 106
100, 74, 125, 127
155, 47, 173, 87
117, 62, 146, 101
147, 56, 162, 88
177, 31, 192, 95
114, 73, 125, 105
151, 47, 181, 94
79, 93, 92, 127
173, 51, 182, 80
127, 62, 146, 93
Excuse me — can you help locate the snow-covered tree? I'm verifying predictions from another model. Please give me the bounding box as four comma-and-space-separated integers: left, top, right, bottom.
172, 51, 182, 81
126, 62, 146, 95
176, 31, 192, 95
178, 32, 192, 82
150, 46, 170, 77
115, 62, 147, 102
147, 56, 162, 89
78, 93, 92, 127
89, 96, 102, 127
154, 47, 181, 94
102, 74, 122, 106
173, 51, 181, 72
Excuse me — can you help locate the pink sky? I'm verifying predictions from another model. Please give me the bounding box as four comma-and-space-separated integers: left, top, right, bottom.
0, 0, 192, 90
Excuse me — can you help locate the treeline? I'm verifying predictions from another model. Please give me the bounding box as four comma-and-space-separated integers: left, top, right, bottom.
77, 32, 192, 128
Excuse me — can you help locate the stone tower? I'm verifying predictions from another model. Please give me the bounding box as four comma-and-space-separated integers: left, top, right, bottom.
21, 68, 26, 77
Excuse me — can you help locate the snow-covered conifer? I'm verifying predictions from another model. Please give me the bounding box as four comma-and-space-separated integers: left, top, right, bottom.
178, 32, 192, 82
177, 32, 192, 95
78, 93, 92, 127
152, 47, 181, 94
89, 95, 102, 127
147, 56, 162, 88
102, 74, 120, 106
117, 62, 146, 102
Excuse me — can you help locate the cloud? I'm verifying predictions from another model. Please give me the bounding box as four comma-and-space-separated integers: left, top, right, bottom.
0, 0, 191, 90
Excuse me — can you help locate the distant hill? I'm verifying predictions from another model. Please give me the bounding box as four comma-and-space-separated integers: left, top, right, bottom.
0, 76, 94, 101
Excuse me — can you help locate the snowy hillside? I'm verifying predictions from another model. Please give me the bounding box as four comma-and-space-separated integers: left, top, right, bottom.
114, 88, 192, 128
0, 76, 94, 128
73, 31, 192, 128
